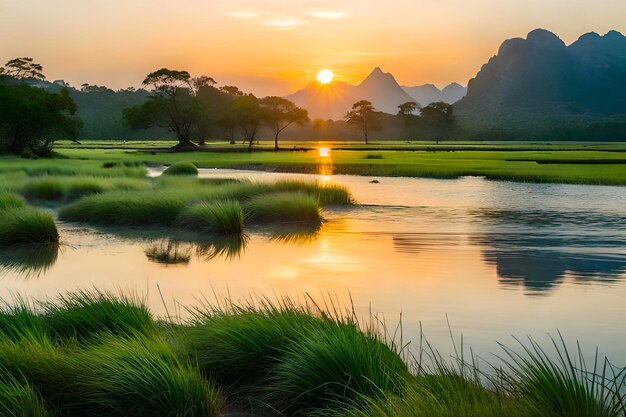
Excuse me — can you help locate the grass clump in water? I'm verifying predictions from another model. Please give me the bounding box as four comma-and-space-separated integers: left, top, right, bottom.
245, 192, 321, 224
0, 208, 59, 246
59, 191, 187, 226
163, 161, 199, 176
178, 200, 245, 235
270, 180, 355, 206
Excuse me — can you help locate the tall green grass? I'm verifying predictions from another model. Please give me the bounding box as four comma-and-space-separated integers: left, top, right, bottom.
178, 200, 245, 235
59, 192, 188, 226
0, 192, 26, 210
67, 334, 221, 417
163, 161, 199, 176
245, 192, 321, 224
0, 369, 49, 417
19, 177, 149, 202
498, 334, 626, 417
43, 290, 155, 341
0, 291, 623, 417
0, 208, 59, 246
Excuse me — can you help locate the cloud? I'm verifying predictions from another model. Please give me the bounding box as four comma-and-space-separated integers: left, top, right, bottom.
225, 12, 258, 19
308, 11, 349, 19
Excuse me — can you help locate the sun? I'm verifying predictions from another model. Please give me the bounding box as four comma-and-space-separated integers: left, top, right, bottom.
316, 69, 334, 84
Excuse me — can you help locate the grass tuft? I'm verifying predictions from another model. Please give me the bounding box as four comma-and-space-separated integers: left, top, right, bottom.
59, 192, 187, 226
0, 369, 49, 417
43, 290, 155, 341
178, 200, 245, 235
0, 192, 26, 210
68, 334, 221, 417
163, 161, 199, 176
0, 208, 59, 246
245, 192, 321, 224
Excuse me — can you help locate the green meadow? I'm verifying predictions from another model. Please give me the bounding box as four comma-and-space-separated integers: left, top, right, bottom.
47, 140, 626, 185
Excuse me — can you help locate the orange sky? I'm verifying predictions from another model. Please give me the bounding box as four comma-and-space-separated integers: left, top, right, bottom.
1, 0, 625, 96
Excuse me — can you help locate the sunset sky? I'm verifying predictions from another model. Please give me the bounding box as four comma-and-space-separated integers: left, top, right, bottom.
2, 0, 625, 96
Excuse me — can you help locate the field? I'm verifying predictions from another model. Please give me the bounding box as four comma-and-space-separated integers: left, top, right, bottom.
49, 140, 626, 185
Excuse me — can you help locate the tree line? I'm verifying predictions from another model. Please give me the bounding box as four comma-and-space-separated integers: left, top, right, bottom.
0, 58, 458, 156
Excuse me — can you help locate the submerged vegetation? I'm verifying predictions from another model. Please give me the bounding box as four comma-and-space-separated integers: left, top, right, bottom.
0, 291, 622, 417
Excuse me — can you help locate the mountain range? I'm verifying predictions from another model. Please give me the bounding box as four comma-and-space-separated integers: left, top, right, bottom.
286, 67, 466, 120
454, 29, 626, 130
402, 83, 467, 106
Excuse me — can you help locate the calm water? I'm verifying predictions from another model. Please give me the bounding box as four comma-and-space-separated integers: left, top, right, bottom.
2, 169, 626, 363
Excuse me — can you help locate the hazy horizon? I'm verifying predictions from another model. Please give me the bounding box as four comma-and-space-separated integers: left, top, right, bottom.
2, 0, 625, 96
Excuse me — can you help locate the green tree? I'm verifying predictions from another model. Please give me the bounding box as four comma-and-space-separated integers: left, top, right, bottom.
123, 68, 214, 150
0, 82, 81, 156
345, 100, 380, 144
230, 95, 263, 150
397, 101, 420, 138
259, 96, 309, 150
420, 101, 455, 144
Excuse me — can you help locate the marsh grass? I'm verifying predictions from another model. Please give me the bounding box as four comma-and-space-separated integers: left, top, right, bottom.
20, 177, 150, 202
497, 333, 626, 417
0, 192, 26, 210
245, 192, 321, 224
178, 200, 245, 235
0, 208, 59, 246
43, 290, 155, 341
67, 334, 221, 417
59, 191, 187, 226
163, 161, 199, 176
0, 291, 623, 417
0, 368, 49, 417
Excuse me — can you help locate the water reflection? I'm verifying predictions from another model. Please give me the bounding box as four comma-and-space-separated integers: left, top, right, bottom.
266, 223, 322, 245
195, 234, 248, 262
145, 240, 192, 266
482, 249, 626, 293
472, 229, 626, 293
0, 244, 59, 279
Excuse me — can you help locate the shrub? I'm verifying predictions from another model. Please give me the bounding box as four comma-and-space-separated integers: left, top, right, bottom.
0, 208, 59, 246
163, 161, 199, 176
245, 192, 321, 224
178, 200, 245, 235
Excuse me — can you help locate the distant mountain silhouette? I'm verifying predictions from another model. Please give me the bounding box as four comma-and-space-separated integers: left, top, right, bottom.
455, 29, 626, 130
402, 82, 466, 105
286, 67, 417, 120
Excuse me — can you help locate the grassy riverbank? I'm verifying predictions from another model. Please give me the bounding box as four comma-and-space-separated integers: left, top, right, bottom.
45, 140, 626, 185
0, 291, 624, 417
